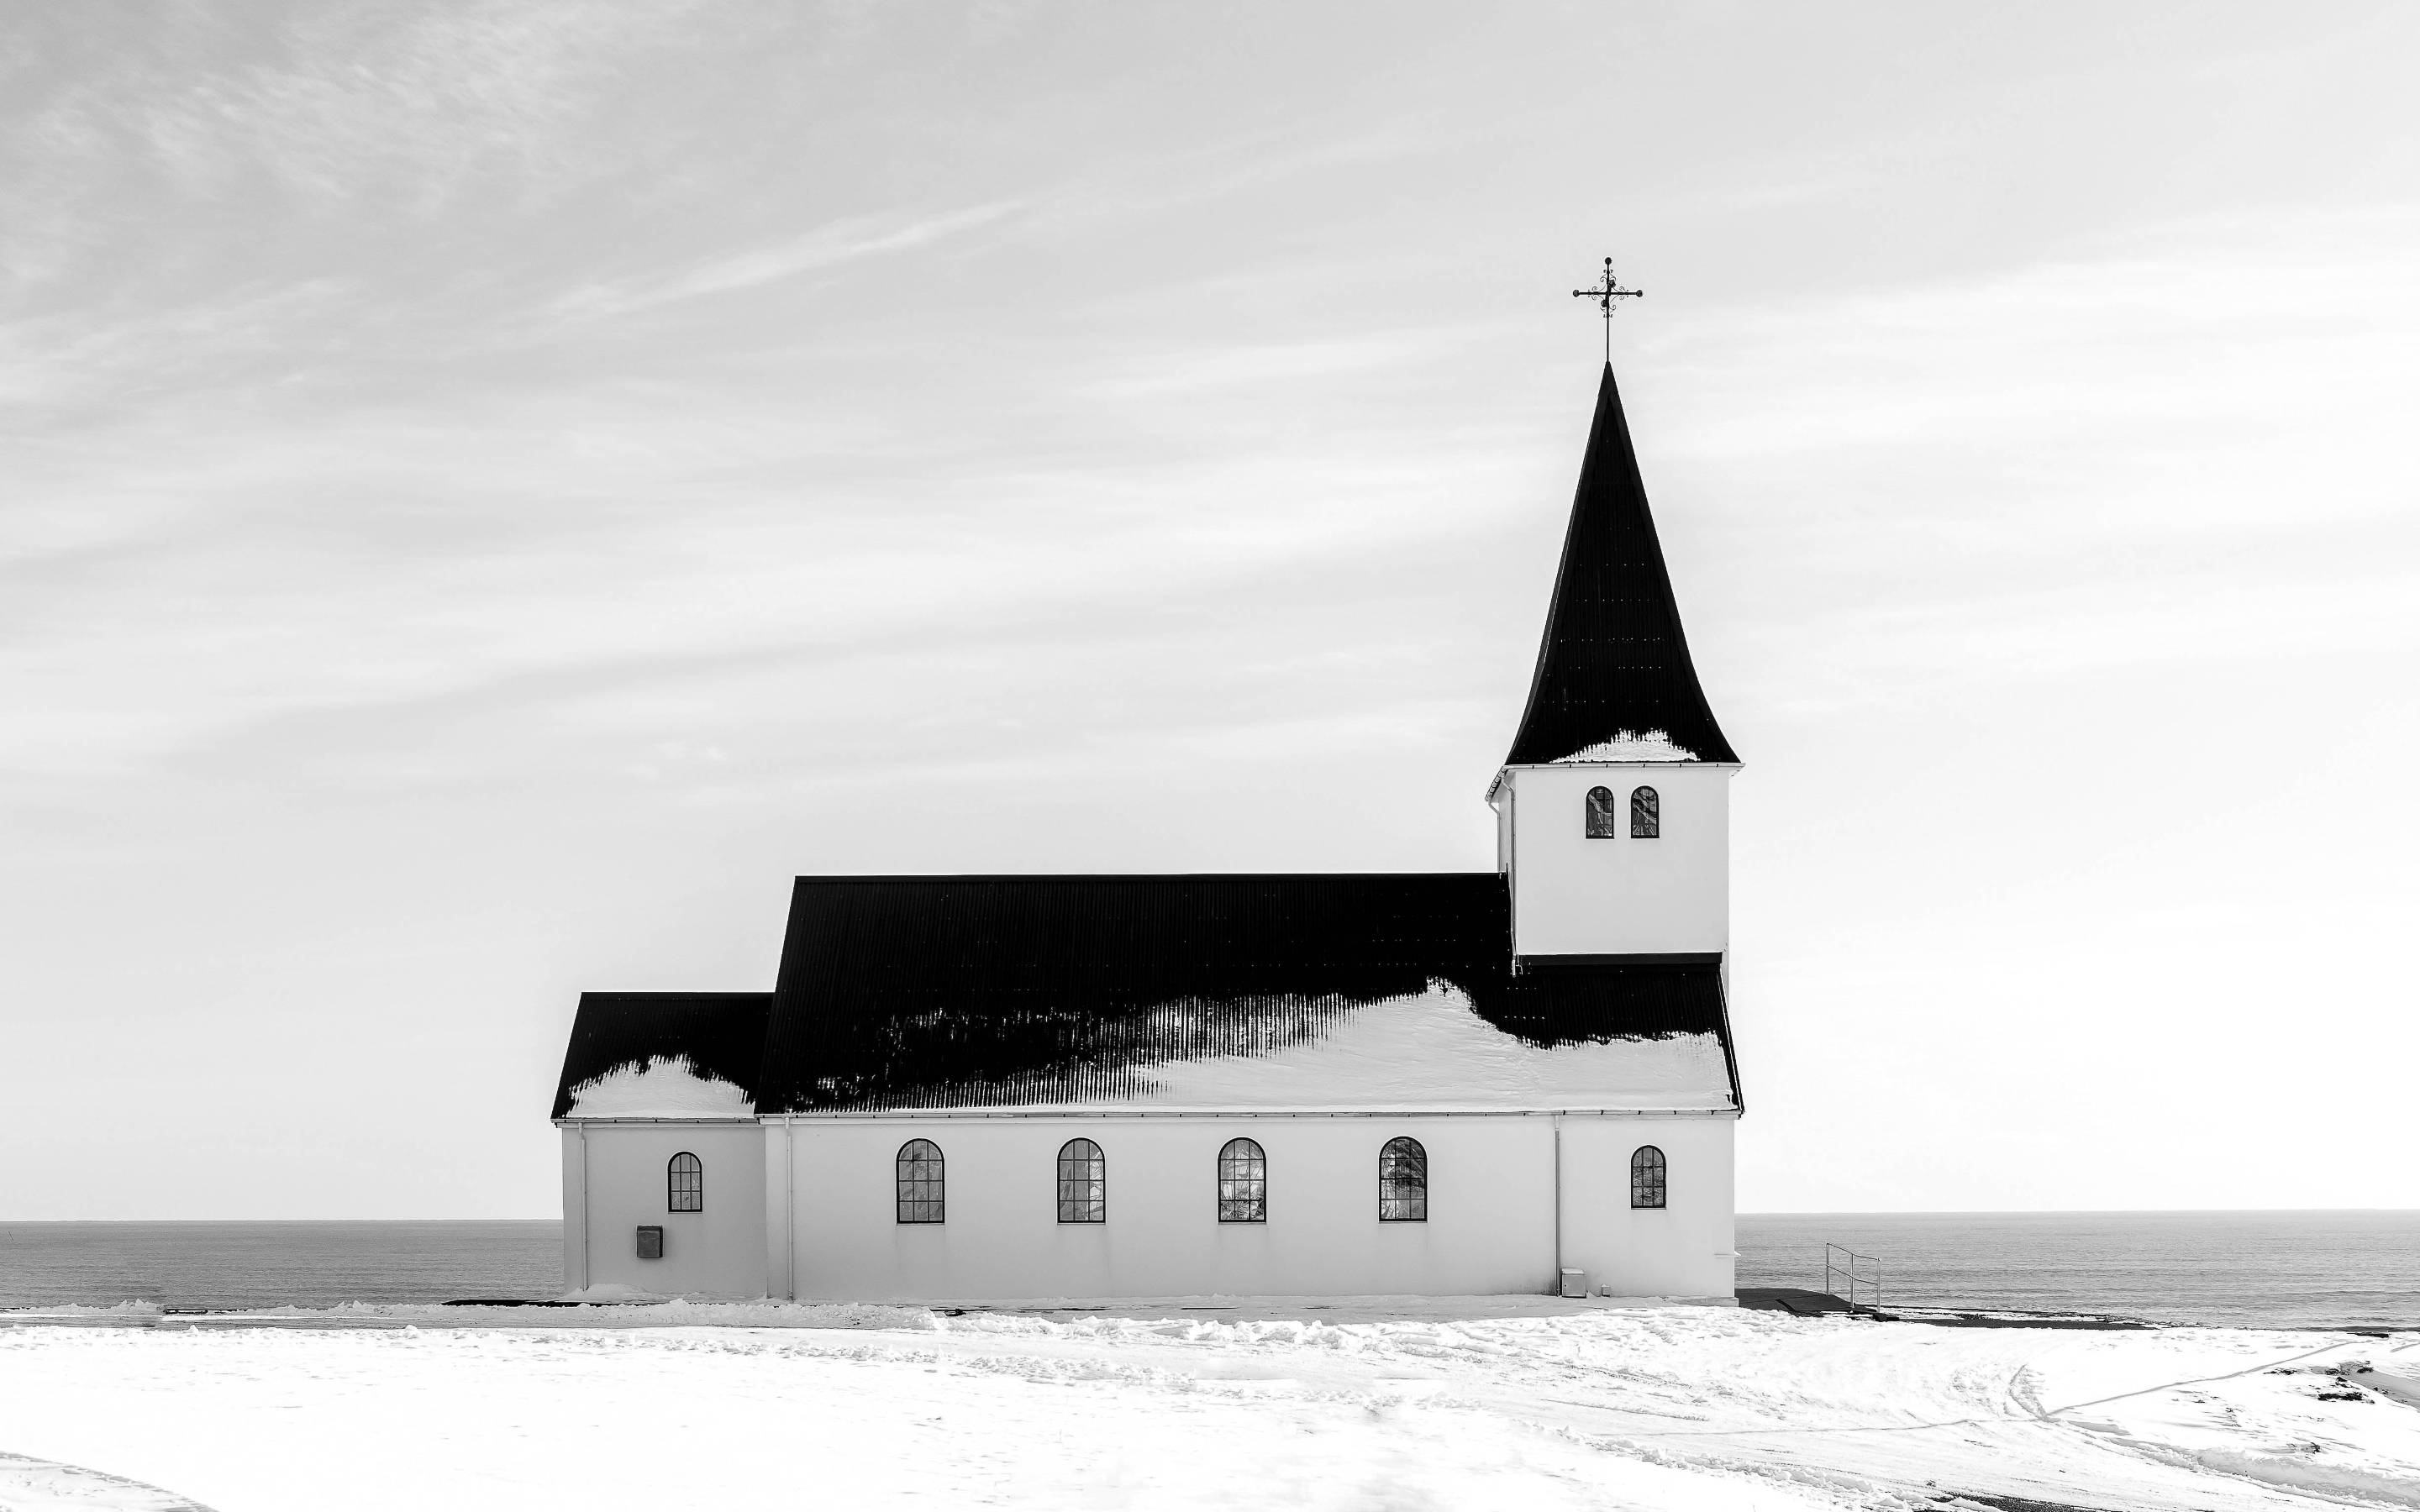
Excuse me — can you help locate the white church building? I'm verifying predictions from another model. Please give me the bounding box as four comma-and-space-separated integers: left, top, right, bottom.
551, 360, 1749, 1303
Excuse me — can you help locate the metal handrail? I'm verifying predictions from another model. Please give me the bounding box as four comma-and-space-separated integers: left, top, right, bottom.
1824, 1243, 1882, 1312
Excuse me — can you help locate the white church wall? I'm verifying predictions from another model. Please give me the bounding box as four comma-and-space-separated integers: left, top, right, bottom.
563, 1121, 765, 1298
1556, 1114, 1735, 1299
1502, 764, 1731, 958
776, 1114, 1560, 1300
559, 1126, 587, 1292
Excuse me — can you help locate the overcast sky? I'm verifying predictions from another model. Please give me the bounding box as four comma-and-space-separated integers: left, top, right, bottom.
4, 1, 2415, 1221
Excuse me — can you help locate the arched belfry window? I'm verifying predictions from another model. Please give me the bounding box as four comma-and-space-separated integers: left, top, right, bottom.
1630, 1145, 1667, 1209
897, 1138, 944, 1223
1057, 1138, 1105, 1224
1217, 1137, 1266, 1223
1586, 785, 1618, 838
666, 1152, 702, 1212
1378, 1137, 1427, 1222
1630, 786, 1660, 839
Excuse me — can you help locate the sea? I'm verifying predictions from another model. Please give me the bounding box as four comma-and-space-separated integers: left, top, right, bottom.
0, 1212, 2413, 1330
1735, 1211, 2420, 1331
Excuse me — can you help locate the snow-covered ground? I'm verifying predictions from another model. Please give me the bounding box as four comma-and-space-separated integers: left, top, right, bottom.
2, 1301, 2415, 1511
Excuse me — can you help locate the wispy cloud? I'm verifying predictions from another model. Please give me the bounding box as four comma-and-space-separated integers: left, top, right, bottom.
0, 2, 713, 302
140, 1, 702, 203
1073, 326, 1498, 400
544, 200, 1031, 318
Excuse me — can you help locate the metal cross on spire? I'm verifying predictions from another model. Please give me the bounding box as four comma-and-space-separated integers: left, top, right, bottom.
1572, 257, 1643, 362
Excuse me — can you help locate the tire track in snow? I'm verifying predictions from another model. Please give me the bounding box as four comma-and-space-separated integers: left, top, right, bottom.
2043, 1339, 2361, 1417
1603, 1337, 2374, 1441
1433, 1325, 2344, 1511
2023, 1336, 2420, 1512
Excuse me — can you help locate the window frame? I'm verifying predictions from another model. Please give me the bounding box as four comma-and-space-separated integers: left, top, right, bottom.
1056, 1137, 1106, 1224
1217, 1137, 1267, 1224
1629, 785, 1660, 839
666, 1151, 703, 1213
1629, 1144, 1668, 1210
896, 1138, 946, 1224
1378, 1136, 1428, 1222
1585, 785, 1618, 839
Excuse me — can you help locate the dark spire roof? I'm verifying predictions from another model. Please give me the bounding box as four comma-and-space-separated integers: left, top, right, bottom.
1502, 364, 1738, 766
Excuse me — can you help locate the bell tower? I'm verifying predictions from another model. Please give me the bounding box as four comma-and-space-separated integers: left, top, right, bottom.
1486, 363, 1739, 962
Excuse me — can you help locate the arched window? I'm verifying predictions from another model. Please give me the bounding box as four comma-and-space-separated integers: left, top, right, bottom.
897, 1138, 944, 1223
1585, 785, 1618, 838
1217, 1137, 1266, 1223
1378, 1137, 1427, 1222
1057, 1138, 1105, 1224
1630, 1145, 1667, 1209
666, 1152, 702, 1212
1630, 785, 1660, 838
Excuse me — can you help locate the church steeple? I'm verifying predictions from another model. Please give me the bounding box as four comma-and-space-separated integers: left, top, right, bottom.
1502, 363, 1738, 768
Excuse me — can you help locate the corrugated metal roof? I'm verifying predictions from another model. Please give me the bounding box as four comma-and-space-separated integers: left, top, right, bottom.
549, 991, 771, 1120
1503, 363, 1739, 767
750, 874, 1733, 1112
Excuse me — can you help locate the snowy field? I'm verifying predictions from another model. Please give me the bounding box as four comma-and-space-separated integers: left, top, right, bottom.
2, 1301, 2416, 1511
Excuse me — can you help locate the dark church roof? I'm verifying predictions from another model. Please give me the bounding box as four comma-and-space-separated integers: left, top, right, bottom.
554, 874, 1738, 1116
1502, 364, 1739, 766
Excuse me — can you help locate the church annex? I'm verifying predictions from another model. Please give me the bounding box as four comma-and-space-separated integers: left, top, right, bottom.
551, 360, 1747, 1303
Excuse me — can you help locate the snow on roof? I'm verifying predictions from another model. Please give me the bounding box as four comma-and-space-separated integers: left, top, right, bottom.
563, 1054, 755, 1119
1552, 729, 1700, 764
1002, 985, 1733, 1113
550, 992, 770, 1121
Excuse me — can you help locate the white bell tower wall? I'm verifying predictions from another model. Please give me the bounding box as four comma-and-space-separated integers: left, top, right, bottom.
1491, 763, 1733, 958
